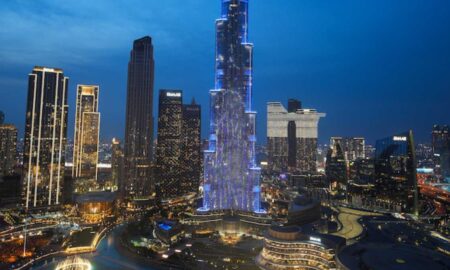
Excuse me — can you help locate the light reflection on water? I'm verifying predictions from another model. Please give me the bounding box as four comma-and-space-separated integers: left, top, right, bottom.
32, 225, 156, 270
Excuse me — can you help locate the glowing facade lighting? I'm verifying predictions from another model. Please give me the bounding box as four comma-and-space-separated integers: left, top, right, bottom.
201, 0, 262, 213
73, 85, 100, 181
24, 66, 68, 208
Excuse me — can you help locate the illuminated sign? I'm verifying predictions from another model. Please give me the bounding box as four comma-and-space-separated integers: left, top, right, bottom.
309, 236, 321, 243
166, 92, 181, 97
393, 136, 407, 142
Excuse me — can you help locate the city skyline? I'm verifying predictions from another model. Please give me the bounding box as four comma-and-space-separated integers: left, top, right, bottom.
1, 1, 449, 144
0, 1, 449, 270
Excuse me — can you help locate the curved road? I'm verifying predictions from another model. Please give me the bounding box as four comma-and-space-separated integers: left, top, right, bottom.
333, 207, 381, 240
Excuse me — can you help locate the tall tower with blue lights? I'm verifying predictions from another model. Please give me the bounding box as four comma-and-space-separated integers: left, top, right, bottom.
201, 0, 263, 213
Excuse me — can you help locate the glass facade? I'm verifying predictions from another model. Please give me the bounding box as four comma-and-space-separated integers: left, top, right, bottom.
201, 0, 262, 212
374, 131, 418, 213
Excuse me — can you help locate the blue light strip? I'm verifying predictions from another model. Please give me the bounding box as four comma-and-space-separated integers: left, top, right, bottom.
201, 0, 262, 213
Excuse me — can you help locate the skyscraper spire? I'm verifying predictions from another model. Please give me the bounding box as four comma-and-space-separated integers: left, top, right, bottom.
201, 0, 262, 213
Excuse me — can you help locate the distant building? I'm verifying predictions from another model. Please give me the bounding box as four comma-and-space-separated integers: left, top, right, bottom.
124, 36, 155, 198
0, 111, 4, 124
432, 125, 450, 177
330, 137, 365, 162
111, 138, 124, 193
72, 85, 100, 181
375, 130, 418, 214
349, 158, 375, 185
156, 90, 183, 200
325, 143, 347, 192
0, 123, 17, 176
181, 99, 201, 194
267, 101, 325, 174
364, 144, 376, 159
23, 66, 68, 209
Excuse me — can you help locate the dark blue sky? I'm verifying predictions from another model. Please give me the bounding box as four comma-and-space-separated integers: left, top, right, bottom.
0, 0, 449, 144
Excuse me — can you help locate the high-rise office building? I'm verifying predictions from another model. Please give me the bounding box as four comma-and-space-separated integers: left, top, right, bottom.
181, 99, 201, 194
349, 158, 375, 185
72, 85, 100, 181
124, 36, 155, 198
432, 125, 450, 177
201, 0, 262, 212
330, 137, 365, 162
111, 138, 124, 192
23, 66, 68, 208
155, 90, 183, 200
325, 143, 347, 191
375, 131, 418, 214
0, 122, 17, 176
267, 101, 325, 174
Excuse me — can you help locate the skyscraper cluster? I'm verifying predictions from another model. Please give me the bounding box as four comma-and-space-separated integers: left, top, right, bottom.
10, 33, 202, 209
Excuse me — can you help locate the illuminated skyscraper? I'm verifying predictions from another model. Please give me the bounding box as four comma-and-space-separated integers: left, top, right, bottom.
267, 101, 325, 174
181, 99, 201, 194
72, 85, 100, 181
155, 90, 183, 200
0, 122, 17, 176
201, 0, 262, 212
23, 66, 68, 208
124, 36, 155, 198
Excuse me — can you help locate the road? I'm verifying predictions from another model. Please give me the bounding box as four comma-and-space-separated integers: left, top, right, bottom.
332, 207, 381, 240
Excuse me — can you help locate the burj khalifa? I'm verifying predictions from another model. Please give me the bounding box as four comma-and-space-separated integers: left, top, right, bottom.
201, 0, 263, 213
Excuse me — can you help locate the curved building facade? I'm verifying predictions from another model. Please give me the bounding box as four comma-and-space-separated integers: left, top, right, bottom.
256, 226, 344, 270
76, 191, 116, 224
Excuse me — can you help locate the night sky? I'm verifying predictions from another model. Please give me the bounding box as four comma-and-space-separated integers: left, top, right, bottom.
0, 0, 449, 144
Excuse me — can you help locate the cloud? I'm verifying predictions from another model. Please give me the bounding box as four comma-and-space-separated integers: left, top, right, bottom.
0, 0, 205, 67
